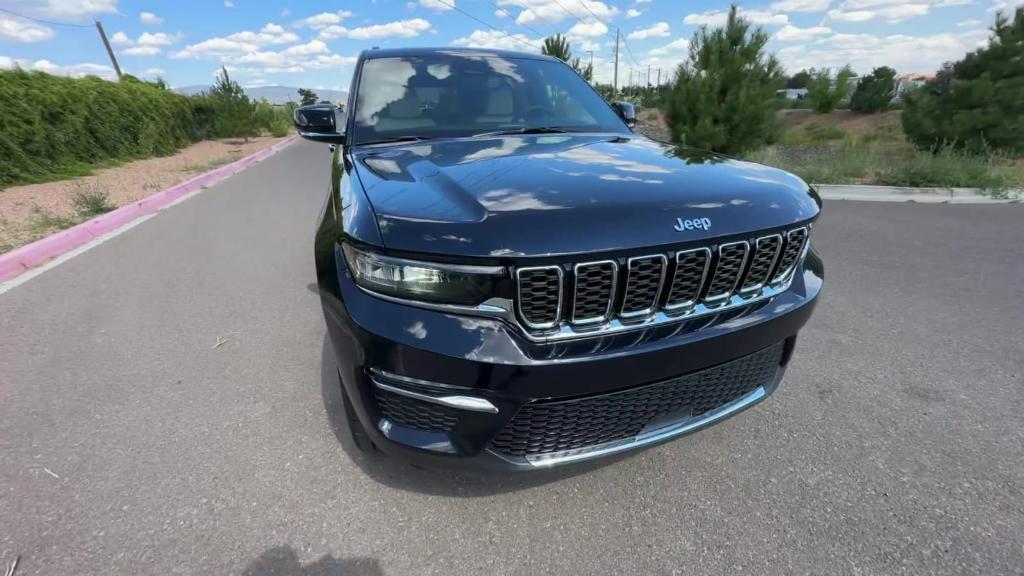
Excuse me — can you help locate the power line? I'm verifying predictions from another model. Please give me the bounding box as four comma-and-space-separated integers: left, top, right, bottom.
483, 0, 547, 39
433, 0, 539, 50
0, 6, 93, 28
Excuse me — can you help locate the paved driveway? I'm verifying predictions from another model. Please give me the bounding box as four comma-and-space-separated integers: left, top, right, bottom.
2, 141, 1022, 575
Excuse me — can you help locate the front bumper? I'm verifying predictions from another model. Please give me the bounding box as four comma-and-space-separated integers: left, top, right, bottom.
320, 247, 823, 471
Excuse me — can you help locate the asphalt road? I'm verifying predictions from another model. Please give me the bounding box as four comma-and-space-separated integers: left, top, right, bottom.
2, 140, 1023, 576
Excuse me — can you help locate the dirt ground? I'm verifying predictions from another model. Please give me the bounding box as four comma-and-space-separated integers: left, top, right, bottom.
0, 137, 288, 253
777, 109, 902, 134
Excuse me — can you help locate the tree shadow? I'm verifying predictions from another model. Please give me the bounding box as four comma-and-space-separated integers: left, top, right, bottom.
319, 333, 628, 497
241, 545, 381, 576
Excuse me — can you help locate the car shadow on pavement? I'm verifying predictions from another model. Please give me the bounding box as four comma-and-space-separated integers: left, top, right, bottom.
241, 545, 382, 576
319, 335, 626, 496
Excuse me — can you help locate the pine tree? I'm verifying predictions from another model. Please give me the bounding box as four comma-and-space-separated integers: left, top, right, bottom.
850, 66, 897, 113
541, 35, 572, 61
297, 88, 318, 106
663, 5, 784, 153
806, 65, 856, 113
207, 66, 256, 141
903, 8, 1024, 153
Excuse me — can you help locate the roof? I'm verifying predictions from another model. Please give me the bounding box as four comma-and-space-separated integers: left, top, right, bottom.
358, 46, 555, 61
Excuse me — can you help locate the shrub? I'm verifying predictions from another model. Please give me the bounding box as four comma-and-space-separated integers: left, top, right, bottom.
204, 67, 257, 141
663, 6, 784, 154
0, 69, 197, 188
850, 66, 896, 113
902, 8, 1024, 154
807, 66, 856, 113
71, 185, 115, 218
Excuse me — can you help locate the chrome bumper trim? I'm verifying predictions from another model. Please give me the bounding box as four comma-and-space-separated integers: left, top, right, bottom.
491, 385, 767, 467
371, 379, 499, 414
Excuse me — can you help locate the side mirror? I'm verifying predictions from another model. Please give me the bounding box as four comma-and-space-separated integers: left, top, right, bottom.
611, 101, 636, 129
294, 104, 345, 144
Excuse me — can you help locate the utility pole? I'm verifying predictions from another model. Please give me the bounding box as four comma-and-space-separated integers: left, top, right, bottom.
657, 68, 661, 87
94, 20, 122, 80
647, 65, 651, 87
613, 27, 620, 95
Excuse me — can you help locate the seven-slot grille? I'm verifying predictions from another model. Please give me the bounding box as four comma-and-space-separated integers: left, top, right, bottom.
513, 226, 809, 332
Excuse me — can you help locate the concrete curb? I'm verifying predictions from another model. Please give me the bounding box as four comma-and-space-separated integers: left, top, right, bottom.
815, 184, 1022, 204
0, 135, 298, 283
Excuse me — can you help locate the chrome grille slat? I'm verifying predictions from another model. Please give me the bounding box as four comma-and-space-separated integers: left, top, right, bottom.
572, 261, 617, 325
516, 266, 563, 329
620, 255, 667, 318
704, 241, 750, 302
512, 225, 810, 338
771, 227, 808, 285
741, 234, 783, 294
665, 248, 711, 311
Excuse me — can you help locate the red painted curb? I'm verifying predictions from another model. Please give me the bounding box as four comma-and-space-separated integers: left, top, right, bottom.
0, 135, 298, 283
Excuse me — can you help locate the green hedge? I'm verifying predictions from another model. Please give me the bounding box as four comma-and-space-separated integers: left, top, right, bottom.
0, 70, 199, 187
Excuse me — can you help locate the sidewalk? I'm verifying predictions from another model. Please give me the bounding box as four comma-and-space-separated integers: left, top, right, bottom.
815, 184, 1021, 204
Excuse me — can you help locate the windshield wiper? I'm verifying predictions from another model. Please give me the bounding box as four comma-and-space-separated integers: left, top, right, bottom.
472, 126, 578, 138
359, 135, 435, 145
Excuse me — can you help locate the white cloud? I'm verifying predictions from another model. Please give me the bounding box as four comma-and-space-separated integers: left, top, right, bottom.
495, 8, 510, 18
138, 32, 180, 46
175, 22, 299, 58
139, 11, 163, 25
627, 22, 670, 40
452, 29, 539, 51
648, 38, 689, 56
1, 56, 116, 80
826, 4, 930, 23
318, 18, 431, 40
123, 45, 161, 56
282, 39, 329, 55
627, 9, 643, 18
224, 0, 234, 7
684, 8, 789, 26
567, 20, 608, 38
35, 0, 117, 19
775, 24, 832, 41
140, 67, 165, 77
419, 0, 453, 12
0, 16, 55, 43
771, 0, 831, 11
956, 18, 983, 26
110, 31, 131, 45
778, 28, 989, 75
498, 0, 618, 26
296, 10, 353, 29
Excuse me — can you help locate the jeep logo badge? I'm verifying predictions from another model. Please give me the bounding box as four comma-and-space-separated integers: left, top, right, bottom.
674, 217, 712, 232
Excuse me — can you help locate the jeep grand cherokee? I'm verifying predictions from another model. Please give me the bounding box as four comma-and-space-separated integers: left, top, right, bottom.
294, 48, 823, 470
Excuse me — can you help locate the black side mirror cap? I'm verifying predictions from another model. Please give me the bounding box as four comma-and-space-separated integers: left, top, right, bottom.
294, 104, 345, 144
611, 101, 636, 129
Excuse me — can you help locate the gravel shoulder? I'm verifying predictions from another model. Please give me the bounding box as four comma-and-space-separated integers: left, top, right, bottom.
0, 136, 289, 253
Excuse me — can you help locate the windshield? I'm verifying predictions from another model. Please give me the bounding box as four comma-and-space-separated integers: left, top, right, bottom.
351, 52, 629, 144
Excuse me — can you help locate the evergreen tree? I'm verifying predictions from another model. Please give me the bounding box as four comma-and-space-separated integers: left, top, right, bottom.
541, 34, 572, 61
297, 88, 318, 106
207, 66, 256, 141
786, 70, 811, 89
806, 65, 856, 113
903, 8, 1024, 153
850, 66, 896, 113
663, 5, 784, 153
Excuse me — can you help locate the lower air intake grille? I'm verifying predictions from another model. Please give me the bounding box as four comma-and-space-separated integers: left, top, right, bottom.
374, 388, 461, 432
489, 343, 784, 458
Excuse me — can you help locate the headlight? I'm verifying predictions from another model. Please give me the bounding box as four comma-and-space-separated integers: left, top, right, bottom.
342, 243, 505, 306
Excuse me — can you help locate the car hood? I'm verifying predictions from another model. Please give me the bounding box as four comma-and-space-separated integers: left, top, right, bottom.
351, 134, 820, 259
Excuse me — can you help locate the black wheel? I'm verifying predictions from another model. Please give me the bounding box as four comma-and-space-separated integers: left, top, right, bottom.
341, 380, 379, 455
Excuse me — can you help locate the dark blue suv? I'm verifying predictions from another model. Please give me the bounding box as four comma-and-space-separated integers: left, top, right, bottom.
295, 48, 823, 470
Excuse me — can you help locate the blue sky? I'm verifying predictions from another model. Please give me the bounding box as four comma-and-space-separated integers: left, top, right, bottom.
0, 0, 1010, 91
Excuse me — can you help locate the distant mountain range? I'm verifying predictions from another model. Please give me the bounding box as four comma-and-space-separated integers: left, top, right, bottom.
174, 85, 348, 105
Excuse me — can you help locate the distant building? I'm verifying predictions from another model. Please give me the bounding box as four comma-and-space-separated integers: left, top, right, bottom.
776, 88, 808, 100
895, 73, 935, 97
